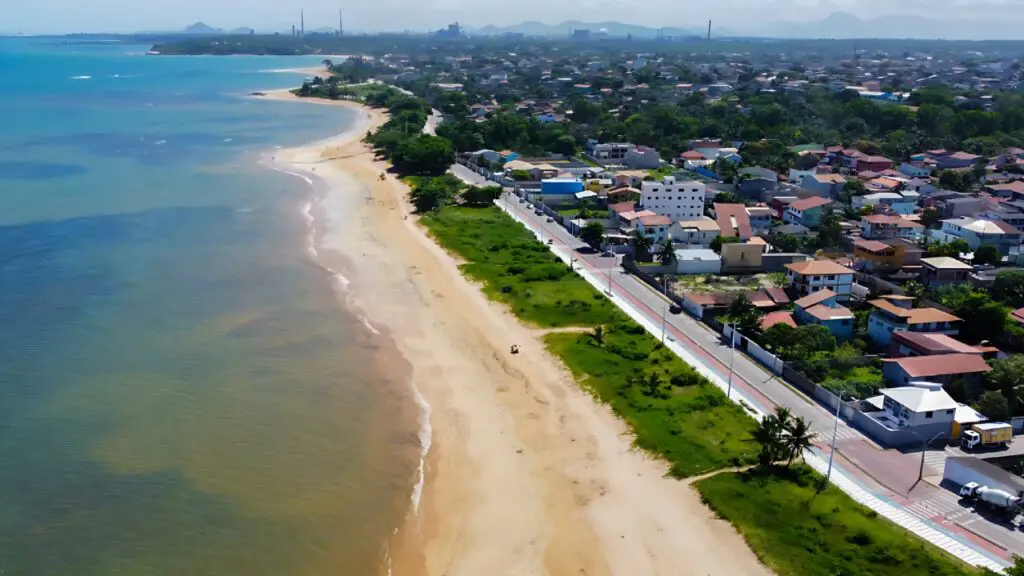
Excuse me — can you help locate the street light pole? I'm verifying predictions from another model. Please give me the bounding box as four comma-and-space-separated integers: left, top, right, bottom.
726, 323, 737, 399
826, 392, 843, 483
661, 275, 668, 343
604, 266, 613, 297
919, 431, 946, 482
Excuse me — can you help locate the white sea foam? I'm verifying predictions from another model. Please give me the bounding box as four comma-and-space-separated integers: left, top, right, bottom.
410, 382, 432, 513
360, 315, 381, 336
70, 75, 91, 80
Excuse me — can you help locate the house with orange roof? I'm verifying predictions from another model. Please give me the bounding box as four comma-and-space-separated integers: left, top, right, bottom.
784, 259, 854, 301
784, 196, 833, 227
792, 289, 855, 341
882, 354, 991, 387
860, 214, 924, 240
866, 295, 962, 347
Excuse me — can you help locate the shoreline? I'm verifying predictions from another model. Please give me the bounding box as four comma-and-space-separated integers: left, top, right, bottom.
266, 90, 771, 576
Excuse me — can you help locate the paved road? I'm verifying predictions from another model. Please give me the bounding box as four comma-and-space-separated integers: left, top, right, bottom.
481, 188, 1022, 562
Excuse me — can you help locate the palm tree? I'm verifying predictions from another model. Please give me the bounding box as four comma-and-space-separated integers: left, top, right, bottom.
785, 416, 816, 465
642, 372, 663, 397
631, 229, 653, 260
752, 414, 782, 468
657, 239, 675, 266
590, 325, 605, 346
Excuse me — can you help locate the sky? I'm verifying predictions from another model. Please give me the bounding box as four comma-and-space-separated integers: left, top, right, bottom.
4, 0, 1024, 35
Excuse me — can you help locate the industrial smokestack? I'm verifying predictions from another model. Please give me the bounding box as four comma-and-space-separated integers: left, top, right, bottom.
301, 10, 305, 36
339, 8, 343, 36
707, 20, 712, 40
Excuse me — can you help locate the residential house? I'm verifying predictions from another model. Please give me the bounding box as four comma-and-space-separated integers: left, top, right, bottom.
624, 146, 661, 169
882, 354, 991, 386
920, 257, 973, 288
858, 155, 895, 173
585, 140, 633, 162
612, 170, 648, 188
792, 289, 855, 342
899, 162, 933, 178
936, 217, 1023, 256
853, 239, 922, 273
670, 218, 720, 246
635, 213, 672, 245
785, 259, 854, 302
640, 177, 706, 221
854, 192, 917, 215
746, 206, 772, 235
608, 201, 637, 220
784, 196, 832, 227
985, 181, 1024, 199
761, 310, 797, 330
860, 214, 924, 240
863, 382, 958, 444
939, 195, 985, 218
936, 151, 981, 170
866, 296, 961, 347
801, 174, 847, 198
890, 331, 989, 358
713, 203, 753, 241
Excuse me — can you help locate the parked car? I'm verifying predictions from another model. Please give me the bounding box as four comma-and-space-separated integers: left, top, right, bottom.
669, 304, 682, 315
546, 217, 554, 222
601, 251, 615, 257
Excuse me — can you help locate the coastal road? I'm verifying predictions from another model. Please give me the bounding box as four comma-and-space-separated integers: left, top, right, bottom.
490, 190, 1016, 566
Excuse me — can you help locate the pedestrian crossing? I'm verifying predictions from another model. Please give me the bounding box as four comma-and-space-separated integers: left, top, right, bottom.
923, 449, 950, 476
905, 491, 970, 520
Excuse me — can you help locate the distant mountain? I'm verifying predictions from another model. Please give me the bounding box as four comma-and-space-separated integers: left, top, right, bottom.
471, 20, 704, 38
184, 22, 222, 35
757, 12, 1024, 40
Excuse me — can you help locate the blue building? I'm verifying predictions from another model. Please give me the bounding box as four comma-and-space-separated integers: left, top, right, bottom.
540, 177, 585, 198
793, 289, 855, 342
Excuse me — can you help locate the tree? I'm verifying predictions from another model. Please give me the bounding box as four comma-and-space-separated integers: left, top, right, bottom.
510, 169, 533, 181
590, 325, 605, 346
926, 239, 970, 258
631, 229, 653, 260
974, 244, 1002, 266
392, 134, 454, 176
657, 239, 676, 266
580, 221, 605, 249
752, 406, 799, 469
785, 416, 815, 465
919, 207, 943, 229
461, 185, 502, 207
762, 323, 799, 356
992, 270, 1024, 308
976, 390, 1011, 422
724, 293, 764, 336
771, 233, 804, 253
987, 355, 1024, 416
710, 235, 740, 254
903, 280, 925, 301
409, 175, 462, 213
936, 283, 1010, 344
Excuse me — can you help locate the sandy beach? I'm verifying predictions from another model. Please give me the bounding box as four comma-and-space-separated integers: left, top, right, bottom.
265, 90, 772, 576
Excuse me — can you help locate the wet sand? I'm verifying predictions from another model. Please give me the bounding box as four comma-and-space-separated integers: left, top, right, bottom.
267, 90, 772, 576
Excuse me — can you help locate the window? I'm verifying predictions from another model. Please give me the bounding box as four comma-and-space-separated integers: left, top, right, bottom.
925, 410, 934, 419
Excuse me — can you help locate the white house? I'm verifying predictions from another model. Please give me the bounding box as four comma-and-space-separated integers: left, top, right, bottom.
937, 217, 1024, 255
675, 248, 722, 275
584, 140, 633, 162
899, 162, 933, 178
784, 259, 854, 301
670, 217, 720, 246
869, 382, 957, 429
640, 176, 706, 221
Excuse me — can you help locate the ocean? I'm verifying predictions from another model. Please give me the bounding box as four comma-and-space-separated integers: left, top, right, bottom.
0, 37, 419, 575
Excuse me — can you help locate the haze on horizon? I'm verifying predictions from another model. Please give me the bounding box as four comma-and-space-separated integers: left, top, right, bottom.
5, 0, 1024, 38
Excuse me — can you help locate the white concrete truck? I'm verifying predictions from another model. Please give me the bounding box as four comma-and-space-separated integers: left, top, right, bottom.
960, 482, 1024, 516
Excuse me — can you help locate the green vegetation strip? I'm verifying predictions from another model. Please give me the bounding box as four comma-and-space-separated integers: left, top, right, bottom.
420, 206, 622, 328
696, 466, 978, 576
421, 203, 985, 573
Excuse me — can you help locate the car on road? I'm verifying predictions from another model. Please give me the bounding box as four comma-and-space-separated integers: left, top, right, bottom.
601, 251, 615, 257
546, 217, 554, 222
534, 210, 543, 216
669, 304, 683, 315
546, 239, 553, 245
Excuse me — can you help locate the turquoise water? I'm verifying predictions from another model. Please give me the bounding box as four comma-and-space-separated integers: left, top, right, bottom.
0, 38, 418, 575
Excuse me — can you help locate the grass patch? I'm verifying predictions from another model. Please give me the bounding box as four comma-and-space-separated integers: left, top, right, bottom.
420, 206, 623, 328
545, 326, 758, 477
696, 466, 978, 576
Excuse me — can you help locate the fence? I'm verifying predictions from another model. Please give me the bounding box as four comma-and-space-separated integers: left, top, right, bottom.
721, 325, 785, 376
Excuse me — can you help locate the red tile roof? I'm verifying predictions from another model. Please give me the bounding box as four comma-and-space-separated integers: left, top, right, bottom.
680, 150, 705, 160
760, 311, 797, 330
789, 196, 833, 211
892, 332, 981, 355
854, 239, 891, 252
786, 259, 851, 276
885, 354, 991, 378
765, 287, 791, 305
609, 202, 636, 213
639, 214, 672, 226
713, 203, 753, 238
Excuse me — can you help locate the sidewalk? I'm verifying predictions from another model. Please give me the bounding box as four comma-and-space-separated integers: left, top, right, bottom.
494, 193, 1008, 573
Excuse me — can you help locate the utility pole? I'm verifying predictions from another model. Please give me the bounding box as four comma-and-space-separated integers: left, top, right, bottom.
726, 323, 737, 399
301, 9, 305, 37
826, 392, 843, 482
339, 8, 343, 37
707, 20, 712, 41
660, 275, 668, 343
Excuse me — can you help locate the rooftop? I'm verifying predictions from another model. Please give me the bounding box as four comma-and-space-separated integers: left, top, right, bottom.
676, 217, 720, 232
761, 311, 797, 330
713, 203, 753, 238
639, 214, 672, 226
892, 332, 981, 355
789, 196, 833, 211
879, 381, 959, 412
854, 239, 891, 253
884, 354, 991, 378
921, 256, 972, 271
786, 259, 851, 276
805, 303, 854, 321
869, 299, 961, 324
794, 288, 837, 309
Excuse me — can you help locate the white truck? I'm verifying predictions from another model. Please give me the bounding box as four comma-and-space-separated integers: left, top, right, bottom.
959, 482, 1024, 517
961, 422, 1013, 451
